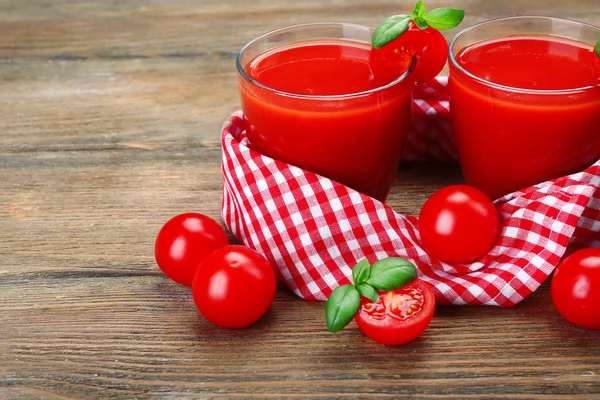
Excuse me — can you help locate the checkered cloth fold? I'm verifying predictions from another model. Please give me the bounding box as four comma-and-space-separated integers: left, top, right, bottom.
221, 77, 600, 307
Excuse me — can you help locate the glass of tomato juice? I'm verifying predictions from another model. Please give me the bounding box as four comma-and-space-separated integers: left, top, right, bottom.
448, 16, 600, 200
236, 23, 415, 202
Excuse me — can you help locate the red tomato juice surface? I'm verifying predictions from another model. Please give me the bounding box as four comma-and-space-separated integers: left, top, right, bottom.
239, 41, 414, 201
449, 36, 600, 200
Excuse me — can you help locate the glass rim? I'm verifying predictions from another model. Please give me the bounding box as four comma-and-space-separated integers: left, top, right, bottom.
448, 15, 600, 95
236, 22, 416, 100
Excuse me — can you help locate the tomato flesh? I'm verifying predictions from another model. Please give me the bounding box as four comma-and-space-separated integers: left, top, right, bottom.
419, 185, 500, 264
355, 279, 435, 346
551, 248, 600, 330
155, 213, 229, 286
192, 245, 277, 329
370, 21, 449, 85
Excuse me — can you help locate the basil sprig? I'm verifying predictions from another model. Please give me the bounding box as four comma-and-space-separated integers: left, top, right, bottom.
596, 40, 600, 59
367, 257, 418, 291
372, 1, 465, 49
412, 0, 428, 30
325, 257, 418, 333
424, 8, 466, 30
325, 285, 361, 333
372, 15, 412, 50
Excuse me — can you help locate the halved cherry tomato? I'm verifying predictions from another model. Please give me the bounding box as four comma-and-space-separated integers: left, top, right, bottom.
354, 279, 435, 346
193, 245, 277, 329
551, 248, 600, 330
370, 21, 448, 85
419, 185, 500, 264
155, 213, 229, 286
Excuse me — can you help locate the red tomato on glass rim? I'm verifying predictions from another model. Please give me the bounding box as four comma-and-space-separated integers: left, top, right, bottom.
370, 2, 465, 84
419, 185, 500, 264
155, 213, 229, 286
355, 280, 435, 346
551, 248, 600, 330
370, 21, 448, 85
193, 245, 277, 329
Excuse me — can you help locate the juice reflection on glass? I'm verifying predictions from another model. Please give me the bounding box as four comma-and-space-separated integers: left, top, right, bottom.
449, 17, 600, 200
237, 23, 415, 202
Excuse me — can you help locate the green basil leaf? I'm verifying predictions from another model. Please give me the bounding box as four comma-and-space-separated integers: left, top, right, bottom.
372, 14, 411, 49
414, 17, 429, 30
424, 8, 465, 30
325, 285, 360, 333
367, 257, 418, 291
596, 40, 600, 58
412, 0, 427, 19
351, 259, 371, 285
356, 283, 380, 303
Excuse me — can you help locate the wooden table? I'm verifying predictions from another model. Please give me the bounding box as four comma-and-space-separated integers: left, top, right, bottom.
1, 1, 599, 398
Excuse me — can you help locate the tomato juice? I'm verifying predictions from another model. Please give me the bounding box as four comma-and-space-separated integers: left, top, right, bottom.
449, 18, 600, 200
237, 24, 415, 201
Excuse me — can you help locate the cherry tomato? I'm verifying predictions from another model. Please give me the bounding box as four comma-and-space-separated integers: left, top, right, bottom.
192, 245, 277, 329
419, 185, 500, 264
155, 213, 229, 286
370, 21, 448, 85
551, 248, 600, 330
355, 279, 435, 346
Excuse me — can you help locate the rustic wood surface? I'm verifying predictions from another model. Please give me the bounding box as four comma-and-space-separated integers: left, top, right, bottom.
1, 0, 599, 398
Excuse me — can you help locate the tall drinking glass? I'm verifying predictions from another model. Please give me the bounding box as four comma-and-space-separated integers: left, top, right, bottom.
237, 23, 416, 201
449, 16, 600, 200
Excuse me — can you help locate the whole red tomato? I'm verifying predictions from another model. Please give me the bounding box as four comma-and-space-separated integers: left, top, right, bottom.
355, 279, 435, 346
370, 21, 448, 85
551, 248, 600, 330
192, 245, 277, 329
155, 213, 229, 286
419, 185, 500, 264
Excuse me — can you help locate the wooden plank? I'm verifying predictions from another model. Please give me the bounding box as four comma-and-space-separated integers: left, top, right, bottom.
1, 0, 599, 147
0, 58, 239, 147
0, 147, 224, 274
1, 276, 599, 398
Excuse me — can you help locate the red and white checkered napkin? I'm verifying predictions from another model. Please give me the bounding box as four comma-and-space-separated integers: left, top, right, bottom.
403, 77, 456, 162
220, 77, 600, 307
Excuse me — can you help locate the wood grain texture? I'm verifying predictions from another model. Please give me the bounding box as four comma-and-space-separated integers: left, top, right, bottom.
2, 0, 600, 147
1, 0, 599, 398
